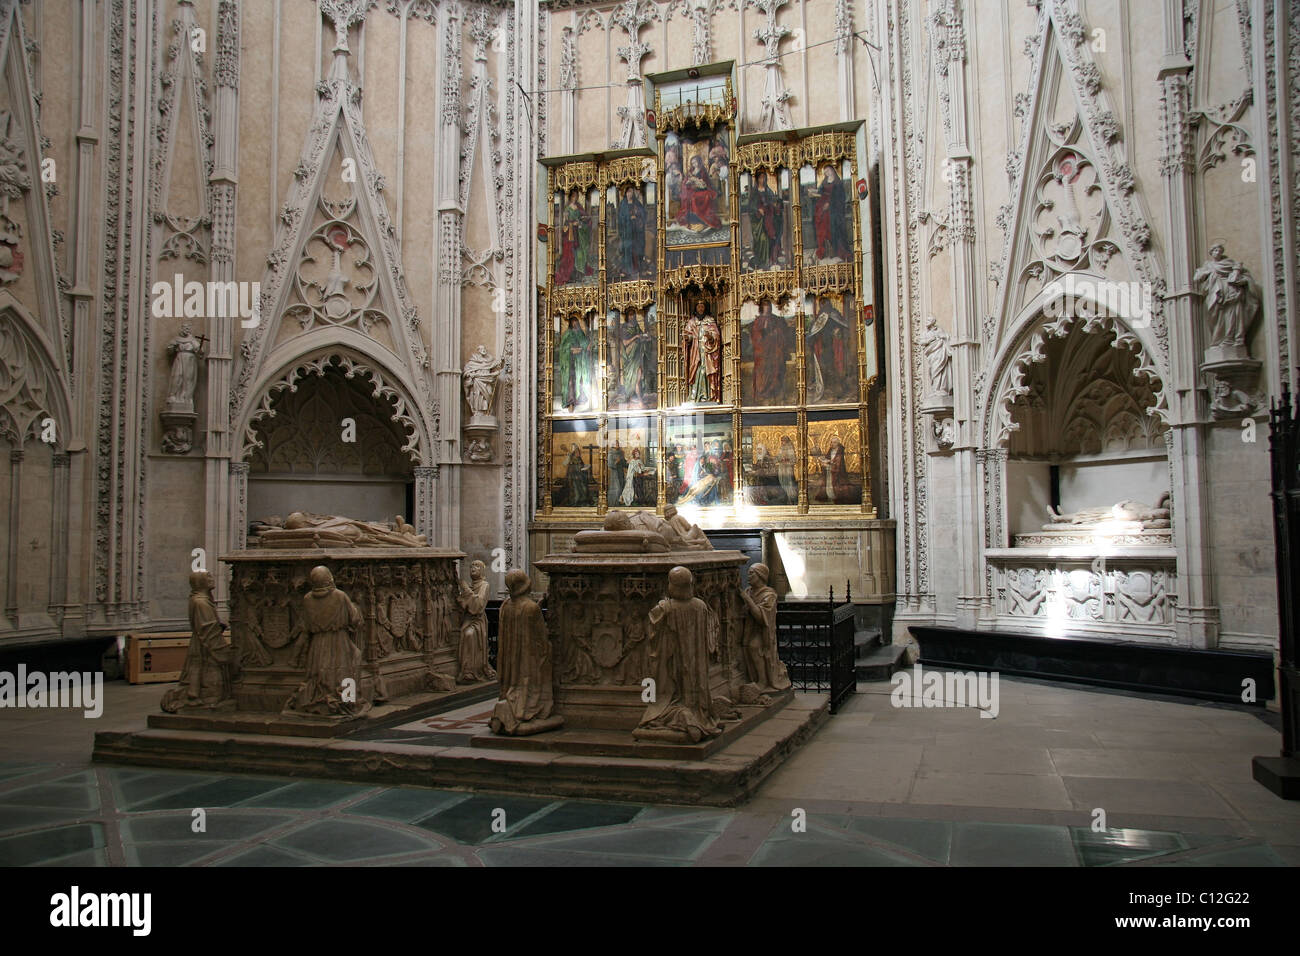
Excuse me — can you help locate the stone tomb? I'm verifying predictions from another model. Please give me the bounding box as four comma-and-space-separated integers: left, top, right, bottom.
534, 549, 748, 732
147, 547, 495, 737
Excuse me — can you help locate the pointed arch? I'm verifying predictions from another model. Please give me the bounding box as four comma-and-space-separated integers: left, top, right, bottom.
982, 280, 1170, 450
230, 35, 433, 439
235, 338, 431, 466
0, 294, 73, 449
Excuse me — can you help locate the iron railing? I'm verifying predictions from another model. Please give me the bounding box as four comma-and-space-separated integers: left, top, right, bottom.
777, 588, 857, 714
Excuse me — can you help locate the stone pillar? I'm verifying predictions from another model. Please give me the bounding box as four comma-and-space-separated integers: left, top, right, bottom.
205, 0, 240, 609
48, 452, 71, 627
414, 465, 438, 542
1159, 0, 1218, 647
6, 448, 22, 624
433, 2, 464, 549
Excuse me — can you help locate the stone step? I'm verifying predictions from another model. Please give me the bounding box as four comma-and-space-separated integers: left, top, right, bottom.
855, 641, 906, 681
854, 627, 882, 650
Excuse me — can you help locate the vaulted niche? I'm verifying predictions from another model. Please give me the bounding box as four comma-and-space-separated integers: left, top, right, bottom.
1003, 321, 1169, 542
246, 365, 414, 525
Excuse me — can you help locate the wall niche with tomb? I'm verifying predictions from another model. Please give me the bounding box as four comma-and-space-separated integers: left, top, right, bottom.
1004, 322, 1169, 543
247, 365, 414, 526
991, 320, 1177, 639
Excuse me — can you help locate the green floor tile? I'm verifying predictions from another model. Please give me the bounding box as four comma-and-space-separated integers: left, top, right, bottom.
0, 806, 90, 834
272, 818, 442, 862
343, 788, 469, 823
950, 822, 1078, 867
416, 795, 556, 845
214, 845, 316, 867
520, 826, 718, 861
840, 817, 953, 864
478, 846, 685, 867
1070, 827, 1187, 867
125, 842, 236, 866
0, 782, 99, 811
129, 777, 292, 812
751, 834, 923, 867
0, 823, 103, 866
239, 781, 374, 810
122, 810, 295, 844
112, 770, 226, 810
510, 801, 643, 839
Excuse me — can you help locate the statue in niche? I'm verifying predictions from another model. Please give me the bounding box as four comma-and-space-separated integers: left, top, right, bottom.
634, 566, 723, 743
918, 315, 953, 398
741, 563, 791, 693
456, 559, 497, 683
490, 570, 563, 736
164, 322, 207, 413
161, 571, 236, 712
1043, 492, 1171, 531
253, 511, 428, 548
1193, 242, 1261, 356
284, 566, 371, 718
462, 345, 505, 428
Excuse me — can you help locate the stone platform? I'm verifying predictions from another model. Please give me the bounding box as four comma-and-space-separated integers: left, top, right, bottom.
147, 679, 498, 738
93, 692, 828, 807
471, 687, 795, 760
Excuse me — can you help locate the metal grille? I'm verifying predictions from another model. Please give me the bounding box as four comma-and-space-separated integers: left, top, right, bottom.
777, 594, 857, 714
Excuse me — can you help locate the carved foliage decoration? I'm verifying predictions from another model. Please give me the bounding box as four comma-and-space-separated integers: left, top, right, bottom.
993, 310, 1167, 448
248, 366, 411, 476
242, 352, 422, 463
282, 182, 388, 336
0, 309, 62, 446
151, 4, 214, 266
1006, 322, 1167, 457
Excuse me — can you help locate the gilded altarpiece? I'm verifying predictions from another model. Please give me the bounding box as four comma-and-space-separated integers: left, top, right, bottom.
540, 64, 876, 524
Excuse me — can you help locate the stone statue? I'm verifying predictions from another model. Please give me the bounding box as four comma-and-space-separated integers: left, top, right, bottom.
571, 508, 713, 553
634, 566, 723, 743
662, 505, 713, 551
1193, 243, 1261, 356
463, 345, 505, 427
490, 570, 564, 736
456, 559, 497, 683
1209, 376, 1260, 418
161, 571, 236, 712
740, 563, 790, 693
919, 315, 953, 397
1043, 492, 1171, 531
164, 323, 206, 413
284, 566, 371, 718
254, 511, 428, 548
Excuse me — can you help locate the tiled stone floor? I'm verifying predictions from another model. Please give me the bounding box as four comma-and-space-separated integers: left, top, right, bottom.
1, 674, 1297, 866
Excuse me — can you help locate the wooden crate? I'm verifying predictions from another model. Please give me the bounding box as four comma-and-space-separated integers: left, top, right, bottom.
125, 632, 191, 684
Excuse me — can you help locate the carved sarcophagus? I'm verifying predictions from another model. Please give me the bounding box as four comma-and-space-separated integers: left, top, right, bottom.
533, 550, 748, 730
222, 548, 465, 712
